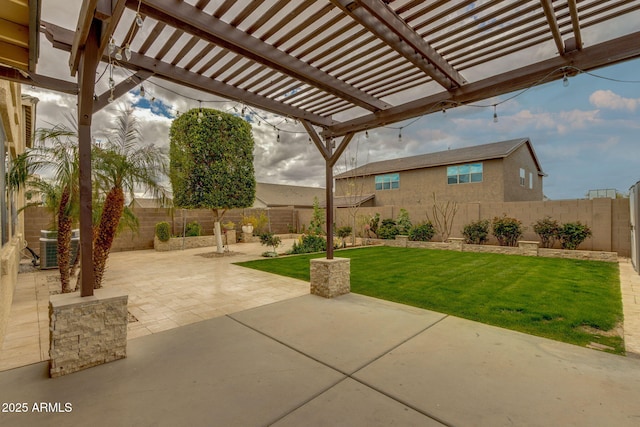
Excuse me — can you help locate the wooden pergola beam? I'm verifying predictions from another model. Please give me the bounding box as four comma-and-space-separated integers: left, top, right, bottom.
129, 0, 390, 113
0, 67, 78, 94
333, 0, 465, 89
326, 30, 640, 137
567, 0, 583, 51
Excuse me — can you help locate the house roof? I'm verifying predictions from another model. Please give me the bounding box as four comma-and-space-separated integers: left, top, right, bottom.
321, 193, 375, 209
335, 138, 545, 179
255, 182, 325, 208
0, 0, 40, 72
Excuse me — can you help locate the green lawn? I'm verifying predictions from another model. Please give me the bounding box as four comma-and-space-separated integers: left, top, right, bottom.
235, 246, 625, 354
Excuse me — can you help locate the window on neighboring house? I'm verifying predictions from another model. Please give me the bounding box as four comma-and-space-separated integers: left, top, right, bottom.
447, 163, 482, 184
375, 173, 399, 190
519, 168, 525, 186
529, 172, 533, 189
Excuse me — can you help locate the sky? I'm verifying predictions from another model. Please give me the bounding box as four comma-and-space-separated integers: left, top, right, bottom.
23, 1, 640, 201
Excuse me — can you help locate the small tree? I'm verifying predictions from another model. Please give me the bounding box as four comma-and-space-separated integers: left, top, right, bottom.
308, 197, 325, 235
259, 232, 281, 256
426, 193, 458, 242
533, 216, 561, 248
492, 215, 524, 247
396, 208, 412, 235
170, 108, 255, 253
559, 222, 592, 250
336, 226, 352, 248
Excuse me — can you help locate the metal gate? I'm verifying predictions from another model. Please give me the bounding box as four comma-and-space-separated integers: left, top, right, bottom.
631, 181, 640, 273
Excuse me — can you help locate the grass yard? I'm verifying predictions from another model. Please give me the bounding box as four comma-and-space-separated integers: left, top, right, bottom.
235, 246, 625, 354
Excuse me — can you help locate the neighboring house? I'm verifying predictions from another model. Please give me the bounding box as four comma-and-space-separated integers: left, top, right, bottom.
334, 138, 545, 206
253, 182, 325, 209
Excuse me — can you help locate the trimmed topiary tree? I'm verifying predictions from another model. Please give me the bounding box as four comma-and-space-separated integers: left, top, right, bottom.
155, 222, 171, 242
169, 108, 256, 253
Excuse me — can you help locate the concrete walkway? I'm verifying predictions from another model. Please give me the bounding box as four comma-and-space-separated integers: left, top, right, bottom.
1, 293, 639, 426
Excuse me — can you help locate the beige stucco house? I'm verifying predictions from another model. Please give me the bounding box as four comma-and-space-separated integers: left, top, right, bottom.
334, 138, 545, 207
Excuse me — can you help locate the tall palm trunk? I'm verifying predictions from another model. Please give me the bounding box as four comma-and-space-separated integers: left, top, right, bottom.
57, 187, 73, 293
93, 186, 125, 288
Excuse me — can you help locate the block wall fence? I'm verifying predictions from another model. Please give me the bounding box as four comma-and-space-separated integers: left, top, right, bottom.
23, 198, 630, 257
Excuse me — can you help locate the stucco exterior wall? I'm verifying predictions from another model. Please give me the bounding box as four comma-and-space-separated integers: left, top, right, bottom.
0, 81, 27, 348
502, 144, 544, 201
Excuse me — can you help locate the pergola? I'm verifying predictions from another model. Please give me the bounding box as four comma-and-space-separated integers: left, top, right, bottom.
2, 0, 639, 297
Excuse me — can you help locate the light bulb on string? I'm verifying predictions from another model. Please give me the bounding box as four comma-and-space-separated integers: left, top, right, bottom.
493, 105, 498, 123
124, 45, 132, 61
108, 89, 114, 103
197, 100, 203, 123
108, 77, 115, 89
277, 130, 280, 142
562, 73, 569, 87
115, 49, 123, 61
398, 128, 402, 141
365, 130, 369, 138
108, 39, 116, 55
135, 13, 144, 28
139, 85, 145, 98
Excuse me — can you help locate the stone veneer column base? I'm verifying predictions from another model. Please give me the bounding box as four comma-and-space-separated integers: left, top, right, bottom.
310, 257, 350, 298
49, 288, 128, 378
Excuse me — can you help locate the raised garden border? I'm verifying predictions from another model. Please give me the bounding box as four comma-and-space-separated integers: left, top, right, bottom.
367, 236, 617, 262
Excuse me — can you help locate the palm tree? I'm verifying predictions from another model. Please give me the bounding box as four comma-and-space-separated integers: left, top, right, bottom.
9, 123, 81, 292
92, 107, 168, 287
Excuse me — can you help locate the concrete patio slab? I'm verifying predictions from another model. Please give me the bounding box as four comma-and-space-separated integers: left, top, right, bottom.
231, 293, 447, 374
354, 315, 640, 427
272, 377, 445, 427
0, 314, 344, 427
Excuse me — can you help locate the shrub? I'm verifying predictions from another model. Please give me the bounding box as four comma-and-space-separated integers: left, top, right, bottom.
259, 232, 282, 254
533, 216, 560, 248
155, 222, 171, 242
462, 219, 490, 244
336, 226, 352, 248
559, 222, 592, 250
492, 215, 523, 247
377, 218, 400, 240
308, 197, 325, 235
408, 221, 435, 242
396, 208, 412, 234
288, 234, 327, 254
366, 213, 380, 238
185, 221, 202, 237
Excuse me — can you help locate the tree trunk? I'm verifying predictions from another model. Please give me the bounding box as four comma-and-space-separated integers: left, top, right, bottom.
93, 187, 125, 288
214, 221, 224, 254
57, 187, 73, 293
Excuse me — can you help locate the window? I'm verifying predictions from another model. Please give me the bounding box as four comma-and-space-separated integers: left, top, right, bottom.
529, 172, 533, 189
375, 173, 399, 190
519, 168, 525, 186
447, 163, 482, 184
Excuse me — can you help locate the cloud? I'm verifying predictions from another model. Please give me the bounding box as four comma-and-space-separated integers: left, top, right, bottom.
589, 90, 638, 112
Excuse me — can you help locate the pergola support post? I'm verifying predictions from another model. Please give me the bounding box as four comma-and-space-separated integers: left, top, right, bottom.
77, 20, 99, 297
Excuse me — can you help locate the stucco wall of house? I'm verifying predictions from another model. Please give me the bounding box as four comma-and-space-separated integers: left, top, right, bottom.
502, 144, 544, 201
335, 158, 507, 206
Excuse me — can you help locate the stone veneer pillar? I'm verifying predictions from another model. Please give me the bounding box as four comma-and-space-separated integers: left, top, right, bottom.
518, 240, 539, 256
49, 288, 128, 378
310, 257, 350, 298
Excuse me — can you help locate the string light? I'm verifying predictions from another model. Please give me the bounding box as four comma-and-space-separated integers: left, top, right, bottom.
124, 44, 132, 61
139, 85, 145, 98
493, 105, 498, 123
563, 73, 569, 87
115, 49, 123, 61
365, 130, 369, 138
197, 100, 203, 123
398, 128, 402, 141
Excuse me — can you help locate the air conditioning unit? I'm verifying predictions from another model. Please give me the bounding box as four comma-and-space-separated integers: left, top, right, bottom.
39, 229, 80, 269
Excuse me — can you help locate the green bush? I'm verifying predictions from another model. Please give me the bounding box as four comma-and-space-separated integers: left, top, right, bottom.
185, 221, 202, 237
259, 232, 282, 255
462, 219, 490, 244
336, 226, 352, 239
408, 221, 435, 242
365, 213, 380, 237
396, 209, 412, 234
492, 215, 523, 247
377, 218, 400, 240
288, 234, 327, 254
533, 216, 560, 248
155, 222, 171, 242
559, 222, 592, 250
